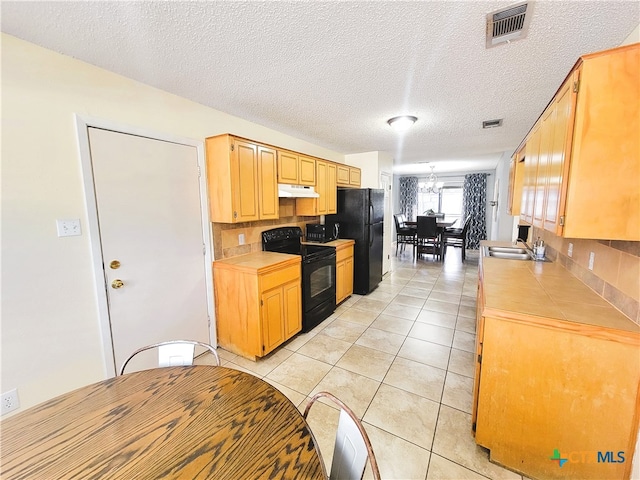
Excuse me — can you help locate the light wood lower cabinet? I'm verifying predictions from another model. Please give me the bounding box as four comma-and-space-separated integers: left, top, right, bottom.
473, 268, 640, 480
335, 241, 354, 305
213, 253, 301, 360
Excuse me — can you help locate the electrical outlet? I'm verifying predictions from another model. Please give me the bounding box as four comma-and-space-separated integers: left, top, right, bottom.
56, 219, 82, 237
568, 243, 573, 257
238, 233, 245, 246
1, 388, 20, 415
588, 252, 595, 271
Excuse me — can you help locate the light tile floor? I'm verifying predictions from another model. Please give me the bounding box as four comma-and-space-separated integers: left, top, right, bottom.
202, 248, 525, 479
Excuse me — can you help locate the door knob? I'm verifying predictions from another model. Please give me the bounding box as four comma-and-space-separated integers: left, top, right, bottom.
109, 260, 121, 269
111, 279, 124, 289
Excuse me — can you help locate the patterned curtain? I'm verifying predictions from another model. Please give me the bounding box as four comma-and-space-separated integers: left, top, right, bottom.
462, 174, 487, 249
399, 177, 419, 220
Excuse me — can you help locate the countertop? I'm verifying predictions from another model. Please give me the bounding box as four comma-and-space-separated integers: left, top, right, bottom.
212, 251, 300, 274
303, 238, 355, 248
479, 240, 640, 342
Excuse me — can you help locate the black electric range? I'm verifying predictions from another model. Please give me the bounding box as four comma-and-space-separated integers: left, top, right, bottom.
262, 227, 336, 332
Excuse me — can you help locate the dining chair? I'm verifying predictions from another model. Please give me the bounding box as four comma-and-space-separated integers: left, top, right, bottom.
303, 391, 381, 480
415, 215, 440, 261
393, 214, 416, 255
120, 340, 220, 375
442, 215, 471, 261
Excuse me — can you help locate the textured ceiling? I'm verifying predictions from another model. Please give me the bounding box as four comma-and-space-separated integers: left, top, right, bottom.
2, 1, 638, 174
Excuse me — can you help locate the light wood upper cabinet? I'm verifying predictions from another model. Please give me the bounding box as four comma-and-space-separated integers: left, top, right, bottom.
277, 150, 299, 184
507, 148, 525, 216
336, 165, 350, 185
206, 134, 278, 223
336, 164, 361, 188
519, 43, 639, 240
327, 163, 337, 213
349, 167, 361, 187
299, 156, 316, 185
257, 146, 279, 220
213, 254, 301, 359
521, 123, 541, 225
296, 159, 338, 215
277, 151, 315, 186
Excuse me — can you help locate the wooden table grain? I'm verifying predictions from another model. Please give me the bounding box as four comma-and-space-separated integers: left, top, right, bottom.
0, 366, 327, 479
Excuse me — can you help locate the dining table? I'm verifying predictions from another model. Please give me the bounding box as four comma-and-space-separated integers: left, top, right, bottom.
404, 219, 456, 259
0, 365, 327, 479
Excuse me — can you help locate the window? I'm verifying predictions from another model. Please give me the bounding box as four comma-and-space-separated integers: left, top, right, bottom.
416, 184, 464, 225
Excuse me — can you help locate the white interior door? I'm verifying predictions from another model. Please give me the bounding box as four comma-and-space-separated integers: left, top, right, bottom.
88, 127, 209, 372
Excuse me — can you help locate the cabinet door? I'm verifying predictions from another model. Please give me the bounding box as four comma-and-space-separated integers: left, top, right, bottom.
507, 149, 525, 216
299, 156, 316, 185
335, 259, 346, 305
316, 160, 327, 215
327, 163, 337, 214
344, 255, 353, 298
521, 124, 541, 224
533, 108, 555, 228
258, 146, 278, 219
261, 287, 285, 355
283, 280, 302, 339
544, 77, 575, 233
337, 165, 350, 185
278, 151, 299, 184
233, 139, 260, 222
349, 167, 361, 186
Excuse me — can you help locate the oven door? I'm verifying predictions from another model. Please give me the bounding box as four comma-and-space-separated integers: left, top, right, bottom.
303, 252, 336, 313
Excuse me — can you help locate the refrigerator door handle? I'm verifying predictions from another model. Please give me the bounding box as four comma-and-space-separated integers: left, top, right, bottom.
369, 224, 373, 247
369, 203, 373, 224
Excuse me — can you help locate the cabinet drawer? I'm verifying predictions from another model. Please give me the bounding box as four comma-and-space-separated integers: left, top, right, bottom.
260, 264, 300, 291
336, 245, 354, 263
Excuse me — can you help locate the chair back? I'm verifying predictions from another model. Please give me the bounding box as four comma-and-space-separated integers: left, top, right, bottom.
120, 340, 220, 375
303, 392, 380, 480
393, 214, 402, 230
416, 215, 438, 238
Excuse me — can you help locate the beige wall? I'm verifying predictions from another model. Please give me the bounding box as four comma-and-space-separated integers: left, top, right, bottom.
530, 227, 640, 324
0, 33, 345, 412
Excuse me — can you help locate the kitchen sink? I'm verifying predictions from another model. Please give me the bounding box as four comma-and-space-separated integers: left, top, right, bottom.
483, 245, 533, 261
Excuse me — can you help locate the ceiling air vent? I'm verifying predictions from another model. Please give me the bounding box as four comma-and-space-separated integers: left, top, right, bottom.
483, 119, 503, 129
486, 1, 532, 48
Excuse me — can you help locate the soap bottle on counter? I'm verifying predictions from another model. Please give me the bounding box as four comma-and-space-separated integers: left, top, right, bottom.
534, 238, 546, 260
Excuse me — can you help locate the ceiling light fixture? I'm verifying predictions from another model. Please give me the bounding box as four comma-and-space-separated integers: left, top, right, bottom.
419, 166, 444, 194
387, 115, 417, 131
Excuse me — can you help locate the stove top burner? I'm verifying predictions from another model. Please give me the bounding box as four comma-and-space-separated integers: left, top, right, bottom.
262, 227, 334, 261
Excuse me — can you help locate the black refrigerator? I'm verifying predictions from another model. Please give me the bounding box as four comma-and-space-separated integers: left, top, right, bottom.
326, 188, 384, 295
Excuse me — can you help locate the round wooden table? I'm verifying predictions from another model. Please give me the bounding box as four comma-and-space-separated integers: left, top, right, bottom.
0, 366, 327, 479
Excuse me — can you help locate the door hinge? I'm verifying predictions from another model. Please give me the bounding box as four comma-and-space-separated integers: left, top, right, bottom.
197, 165, 201, 177
230, 144, 235, 152
203, 243, 206, 255
262, 344, 265, 352
559, 216, 565, 226
233, 211, 237, 219
477, 354, 482, 364
572, 80, 579, 93
260, 299, 263, 306
472, 422, 477, 432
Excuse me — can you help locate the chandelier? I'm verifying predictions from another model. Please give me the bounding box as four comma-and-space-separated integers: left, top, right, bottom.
419, 166, 444, 194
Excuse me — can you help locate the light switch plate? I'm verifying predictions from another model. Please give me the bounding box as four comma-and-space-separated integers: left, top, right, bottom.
588, 252, 595, 270
56, 219, 82, 237
238, 233, 245, 245
568, 243, 573, 257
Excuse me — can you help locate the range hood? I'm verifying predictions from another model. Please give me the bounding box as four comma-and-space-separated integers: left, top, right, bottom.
278, 184, 319, 198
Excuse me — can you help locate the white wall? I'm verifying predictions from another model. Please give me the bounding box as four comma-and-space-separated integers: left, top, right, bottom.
0, 34, 346, 412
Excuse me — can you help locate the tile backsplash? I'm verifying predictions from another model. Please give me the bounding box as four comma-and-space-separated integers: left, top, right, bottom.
212, 199, 320, 259
530, 226, 640, 324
